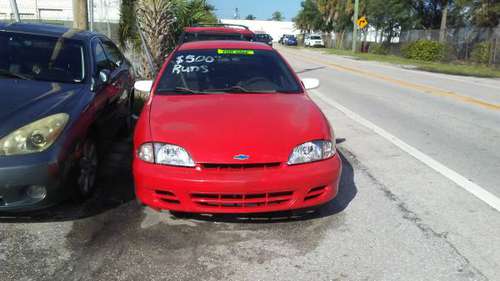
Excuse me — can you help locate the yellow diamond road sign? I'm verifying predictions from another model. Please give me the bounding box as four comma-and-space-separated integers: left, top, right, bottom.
356, 16, 368, 29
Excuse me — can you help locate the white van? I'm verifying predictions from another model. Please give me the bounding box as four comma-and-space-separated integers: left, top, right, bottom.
304, 34, 325, 47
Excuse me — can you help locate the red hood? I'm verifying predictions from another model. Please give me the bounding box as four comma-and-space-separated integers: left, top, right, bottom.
149, 93, 330, 164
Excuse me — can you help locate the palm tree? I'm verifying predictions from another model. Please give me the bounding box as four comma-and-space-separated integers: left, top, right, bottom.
121, 0, 217, 77
136, 0, 177, 73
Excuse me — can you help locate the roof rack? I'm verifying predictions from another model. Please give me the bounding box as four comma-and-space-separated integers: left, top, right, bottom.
191, 23, 250, 30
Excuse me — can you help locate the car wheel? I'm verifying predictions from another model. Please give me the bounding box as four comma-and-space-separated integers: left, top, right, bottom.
74, 137, 99, 200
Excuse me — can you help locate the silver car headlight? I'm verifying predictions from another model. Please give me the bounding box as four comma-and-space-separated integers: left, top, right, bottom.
287, 140, 335, 165
138, 142, 195, 167
0, 113, 69, 156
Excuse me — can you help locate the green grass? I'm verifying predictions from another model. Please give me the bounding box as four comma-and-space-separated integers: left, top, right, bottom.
315, 48, 500, 78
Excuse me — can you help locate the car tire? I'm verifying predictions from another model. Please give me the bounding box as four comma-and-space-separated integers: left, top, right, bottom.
72, 137, 99, 201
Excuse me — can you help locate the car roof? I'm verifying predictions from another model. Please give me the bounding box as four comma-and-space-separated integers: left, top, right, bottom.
184, 26, 254, 36
0, 22, 101, 40
178, 40, 273, 51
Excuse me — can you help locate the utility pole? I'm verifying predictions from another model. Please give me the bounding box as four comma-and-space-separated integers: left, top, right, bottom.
352, 0, 359, 52
73, 0, 89, 30
9, 0, 21, 22
88, 0, 94, 31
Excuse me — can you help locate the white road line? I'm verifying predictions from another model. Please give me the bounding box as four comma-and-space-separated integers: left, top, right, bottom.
312, 89, 500, 212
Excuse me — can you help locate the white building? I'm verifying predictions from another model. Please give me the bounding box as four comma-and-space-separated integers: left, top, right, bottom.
0, 0, 121, 23
220, 19, 298, 42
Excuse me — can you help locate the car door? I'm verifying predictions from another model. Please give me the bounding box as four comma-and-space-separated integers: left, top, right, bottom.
91, 37, 125, 138
100, 38, 132, 121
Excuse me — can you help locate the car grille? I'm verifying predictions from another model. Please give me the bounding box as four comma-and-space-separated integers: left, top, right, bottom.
201, 162, 281, 171
154, 190, 181, 205
190, 191, 294, 209
304, 186, 327, 201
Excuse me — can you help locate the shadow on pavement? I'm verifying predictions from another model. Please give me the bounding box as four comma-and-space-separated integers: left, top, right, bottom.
0, 138, 136, 223
170, 150, 357, 223
0, 138, 357, 224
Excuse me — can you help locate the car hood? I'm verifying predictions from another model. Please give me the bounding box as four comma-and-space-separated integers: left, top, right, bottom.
149, 93, 330, 164
0, 79, 86, 138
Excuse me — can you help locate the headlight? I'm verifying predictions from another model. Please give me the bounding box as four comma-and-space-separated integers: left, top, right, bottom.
138, 142, 195, 167
0, 113, 69, 156
288, 140, 335, 165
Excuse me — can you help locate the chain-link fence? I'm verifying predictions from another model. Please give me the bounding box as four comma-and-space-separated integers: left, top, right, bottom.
399, 28, 499, 65
309, 27, 500, 66
0, 0, 121, 42
0, 18, 120, 43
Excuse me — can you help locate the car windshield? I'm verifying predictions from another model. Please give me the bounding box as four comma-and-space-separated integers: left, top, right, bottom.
157, 49, 302, 94
0, 32, 85, 84
310, 36, 322, 40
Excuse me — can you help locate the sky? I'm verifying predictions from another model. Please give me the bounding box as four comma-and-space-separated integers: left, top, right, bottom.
208, 0, 303, 21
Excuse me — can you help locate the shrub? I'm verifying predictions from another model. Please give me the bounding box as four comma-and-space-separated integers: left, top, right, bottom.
471, 41, 492, 64
401, 40, 446, 62
369, 43, 389, 55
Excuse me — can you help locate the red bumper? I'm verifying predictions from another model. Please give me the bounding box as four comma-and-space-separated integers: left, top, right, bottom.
133, 154, 342, 214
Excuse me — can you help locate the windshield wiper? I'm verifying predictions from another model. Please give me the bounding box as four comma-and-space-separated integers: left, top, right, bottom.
174, 87, 206, 94
209, 86, 277, 93
0, 69, 32, 80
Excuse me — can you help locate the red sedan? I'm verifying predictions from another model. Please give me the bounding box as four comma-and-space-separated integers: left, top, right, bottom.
133, 40, 342, 214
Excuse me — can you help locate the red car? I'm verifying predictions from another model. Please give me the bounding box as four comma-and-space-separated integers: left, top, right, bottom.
133, 40, 342, 214
179, 24, 255, 43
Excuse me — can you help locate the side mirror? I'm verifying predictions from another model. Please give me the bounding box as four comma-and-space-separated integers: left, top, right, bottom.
99, 69, 111, 84
302, 78, 320, 90
134, 80, 153, 93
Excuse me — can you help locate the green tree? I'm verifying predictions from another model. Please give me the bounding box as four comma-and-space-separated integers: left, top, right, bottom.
366, 0, 415, 43
470, 0, 500, 27
246, 14, 256, 20
172, 0, 217, 36
294, 0, 326, 32
272, 11, 284, 21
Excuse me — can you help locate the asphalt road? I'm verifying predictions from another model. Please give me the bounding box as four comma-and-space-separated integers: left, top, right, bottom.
1, 46, 499, 281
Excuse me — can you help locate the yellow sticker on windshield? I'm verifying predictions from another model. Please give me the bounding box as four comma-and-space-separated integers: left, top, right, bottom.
217, 49, 255, 55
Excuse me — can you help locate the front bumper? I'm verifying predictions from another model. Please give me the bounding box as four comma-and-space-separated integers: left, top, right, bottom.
134, 154, 342, 214
0, 150, 71, 212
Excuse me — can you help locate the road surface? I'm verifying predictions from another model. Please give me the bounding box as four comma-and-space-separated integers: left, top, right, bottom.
1, 46, 499, 281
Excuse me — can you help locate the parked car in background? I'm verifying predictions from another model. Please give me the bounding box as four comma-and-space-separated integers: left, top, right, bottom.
284, 35, 298, 46
133, 40, 341, 214
179, 24, 255, 43
279, 34, 294, 45
0, 23, 135, 212
255, 32, 273, 46
305, 34, 325, 47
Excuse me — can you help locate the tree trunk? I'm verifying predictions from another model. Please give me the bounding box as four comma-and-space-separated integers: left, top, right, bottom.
340, 31, 345, 49
439, 0, 449, 43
